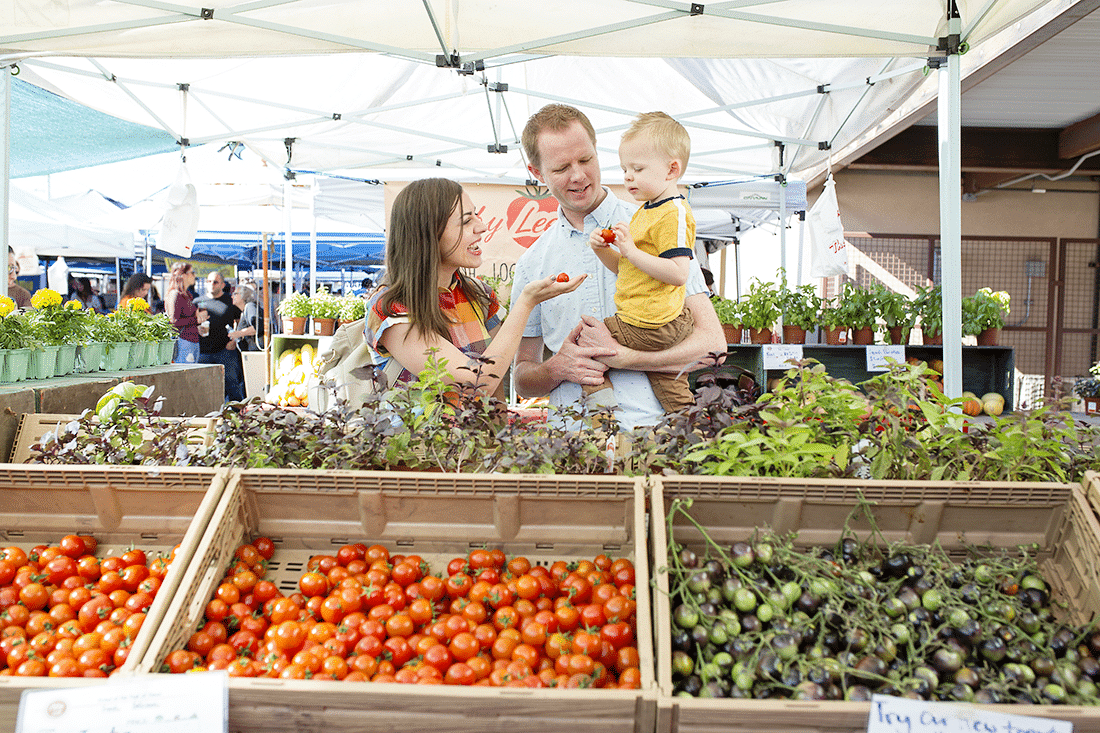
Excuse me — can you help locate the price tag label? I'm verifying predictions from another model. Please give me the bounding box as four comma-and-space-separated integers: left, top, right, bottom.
763, 344, 803, 370
868, 694, 1071, 733
866, 345, 905, 372
17, 669, 228, 733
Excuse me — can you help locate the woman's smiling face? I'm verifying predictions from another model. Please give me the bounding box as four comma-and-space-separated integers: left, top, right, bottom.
439, 190, 487, 274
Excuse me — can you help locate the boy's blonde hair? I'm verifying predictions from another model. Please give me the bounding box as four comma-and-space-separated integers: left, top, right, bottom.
622, 112, 691, 177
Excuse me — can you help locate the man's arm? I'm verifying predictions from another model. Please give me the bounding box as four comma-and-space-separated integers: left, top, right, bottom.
576, 291, 726, 374
512, 327, 617, 398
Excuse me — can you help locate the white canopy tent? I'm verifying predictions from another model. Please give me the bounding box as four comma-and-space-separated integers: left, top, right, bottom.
0, 0, 1083, 399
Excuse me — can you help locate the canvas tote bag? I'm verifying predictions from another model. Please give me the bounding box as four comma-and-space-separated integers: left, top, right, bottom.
807, 173, 849, 278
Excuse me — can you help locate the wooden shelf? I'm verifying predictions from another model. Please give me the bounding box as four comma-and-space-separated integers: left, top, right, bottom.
700, 344, 1015, 411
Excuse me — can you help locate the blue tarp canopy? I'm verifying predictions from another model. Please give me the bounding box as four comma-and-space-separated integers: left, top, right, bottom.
10, 77, 179, 178
153, 230, 385, 269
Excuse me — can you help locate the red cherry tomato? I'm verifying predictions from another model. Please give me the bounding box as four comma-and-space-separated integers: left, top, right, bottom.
555, 273, 570, 283
599, 228, 616, 243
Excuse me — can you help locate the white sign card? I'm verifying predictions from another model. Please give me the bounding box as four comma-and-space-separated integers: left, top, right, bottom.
866, 345, 905, 372
17, 670, 228, 733
868, 694, 1072, 733
763, 344, 804, 371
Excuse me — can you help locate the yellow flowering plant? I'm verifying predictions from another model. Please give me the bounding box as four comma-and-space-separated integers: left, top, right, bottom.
31, 288, 94, 346
112, 297, 176, 341
0, 297, 35, 349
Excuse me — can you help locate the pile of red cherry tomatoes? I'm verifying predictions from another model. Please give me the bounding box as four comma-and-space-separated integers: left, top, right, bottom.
1, 535, 177, 678
164, 539, 642, 688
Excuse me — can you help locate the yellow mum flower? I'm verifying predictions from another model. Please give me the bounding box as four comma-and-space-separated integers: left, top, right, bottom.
0, 296, 15, 317
30, 288, 63, 309
64, 299, 83, 310
126, 297, 150, 312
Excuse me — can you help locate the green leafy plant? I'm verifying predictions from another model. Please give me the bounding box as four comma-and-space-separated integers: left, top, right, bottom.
914, 284, 942, 337
88, 311, 123, 344
872, 284, 914, 329
309, 288, 341, 320
278, 292, 312, 318
739, 278, 781, 330
0, 304, 36, 349
962, 287, 1010, 335
778, 282, 821, 330
339, 294, 366, 322
144, 313, 179, 341
37, 301, 95, 346
709, 294, 741, 325
1073, 361, 1100, 399
817, 299, 847, 330
478, 274, 513, 313
834, 281, 878, 330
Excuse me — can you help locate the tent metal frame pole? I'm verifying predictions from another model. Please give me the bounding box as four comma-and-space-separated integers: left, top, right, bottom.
284, 179, 293, 298
1, 65, 9, 300
309, 177, 317, 297
779, 180, 787, 287
938, 9, 964, 401
262, 232, 271, 391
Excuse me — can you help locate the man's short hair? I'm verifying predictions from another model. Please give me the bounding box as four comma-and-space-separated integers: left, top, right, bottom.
521, 104, 597, 172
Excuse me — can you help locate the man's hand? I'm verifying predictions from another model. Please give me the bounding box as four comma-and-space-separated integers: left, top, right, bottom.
548, 320, 616, 387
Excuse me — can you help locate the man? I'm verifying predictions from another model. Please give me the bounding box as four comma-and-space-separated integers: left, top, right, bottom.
195, 271, 245, 402
510, 104, 726, 430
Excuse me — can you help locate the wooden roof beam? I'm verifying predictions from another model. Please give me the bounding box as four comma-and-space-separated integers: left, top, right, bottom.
1060, 111, 1100, 159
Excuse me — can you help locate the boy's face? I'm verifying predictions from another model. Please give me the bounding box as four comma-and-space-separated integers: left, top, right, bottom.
619, 136, 678, 203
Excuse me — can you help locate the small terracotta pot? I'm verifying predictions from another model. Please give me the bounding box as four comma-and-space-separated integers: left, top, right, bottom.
722, 323, 743, 345
923, 330, 942, 346
823, 327, 846, 345
313, 317, 337, 336
748, 327, 773, 344
782, 325, 807, 344
852, 326, 875, 345
976, 327, 1000, 346
282, 316, 307, 335
886, 326, 910, 345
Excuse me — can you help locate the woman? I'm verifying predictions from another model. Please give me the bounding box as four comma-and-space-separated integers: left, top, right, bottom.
69, 276, 108, 314
229, 283, 261, 352
118, 273, 153, 310
165, 262, 201, 363
366, 178, 583, 397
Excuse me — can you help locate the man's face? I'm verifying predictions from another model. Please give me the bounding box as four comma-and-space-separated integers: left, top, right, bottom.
528, 121, 604, 226
207, 273, 224, 297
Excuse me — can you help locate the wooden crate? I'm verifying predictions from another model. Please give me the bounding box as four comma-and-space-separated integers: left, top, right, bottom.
649, 476, 1100, 733
140, 469, 656, 733
6, 412, 218, 463
0, 466, 230, 730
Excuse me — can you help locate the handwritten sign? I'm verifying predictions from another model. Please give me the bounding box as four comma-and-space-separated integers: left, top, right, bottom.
17, 670, 228, 733
866, 345, 905, 372
868, 694, 1072, 733
763, 344, 804, 370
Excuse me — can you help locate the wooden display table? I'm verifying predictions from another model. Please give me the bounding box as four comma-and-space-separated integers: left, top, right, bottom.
0, 363, 224, 462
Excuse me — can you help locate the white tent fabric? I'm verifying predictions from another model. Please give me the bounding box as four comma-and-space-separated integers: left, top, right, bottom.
9, 54, 926, 190
7, 187, 133, 259
0, 1, 1050, 60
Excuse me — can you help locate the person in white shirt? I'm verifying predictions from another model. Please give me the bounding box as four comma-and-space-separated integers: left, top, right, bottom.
510, 104, 726, 431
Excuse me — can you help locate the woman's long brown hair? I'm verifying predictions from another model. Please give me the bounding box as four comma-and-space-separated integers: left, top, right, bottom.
377, 178, 490, 341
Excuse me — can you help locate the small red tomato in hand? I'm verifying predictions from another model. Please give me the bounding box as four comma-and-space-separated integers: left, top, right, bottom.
555, 273, 570, 283
599, 228, 616, 244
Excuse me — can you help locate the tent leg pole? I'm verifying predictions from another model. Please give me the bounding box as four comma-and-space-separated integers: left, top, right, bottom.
284, 179, 293, 298
309, 178, 317, 297
262, 233, 271, 392
938, 7, 963, 402
1, 65, 10, 300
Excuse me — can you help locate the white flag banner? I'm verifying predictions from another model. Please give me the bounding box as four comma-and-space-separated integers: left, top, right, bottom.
807, 173, 848, 278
